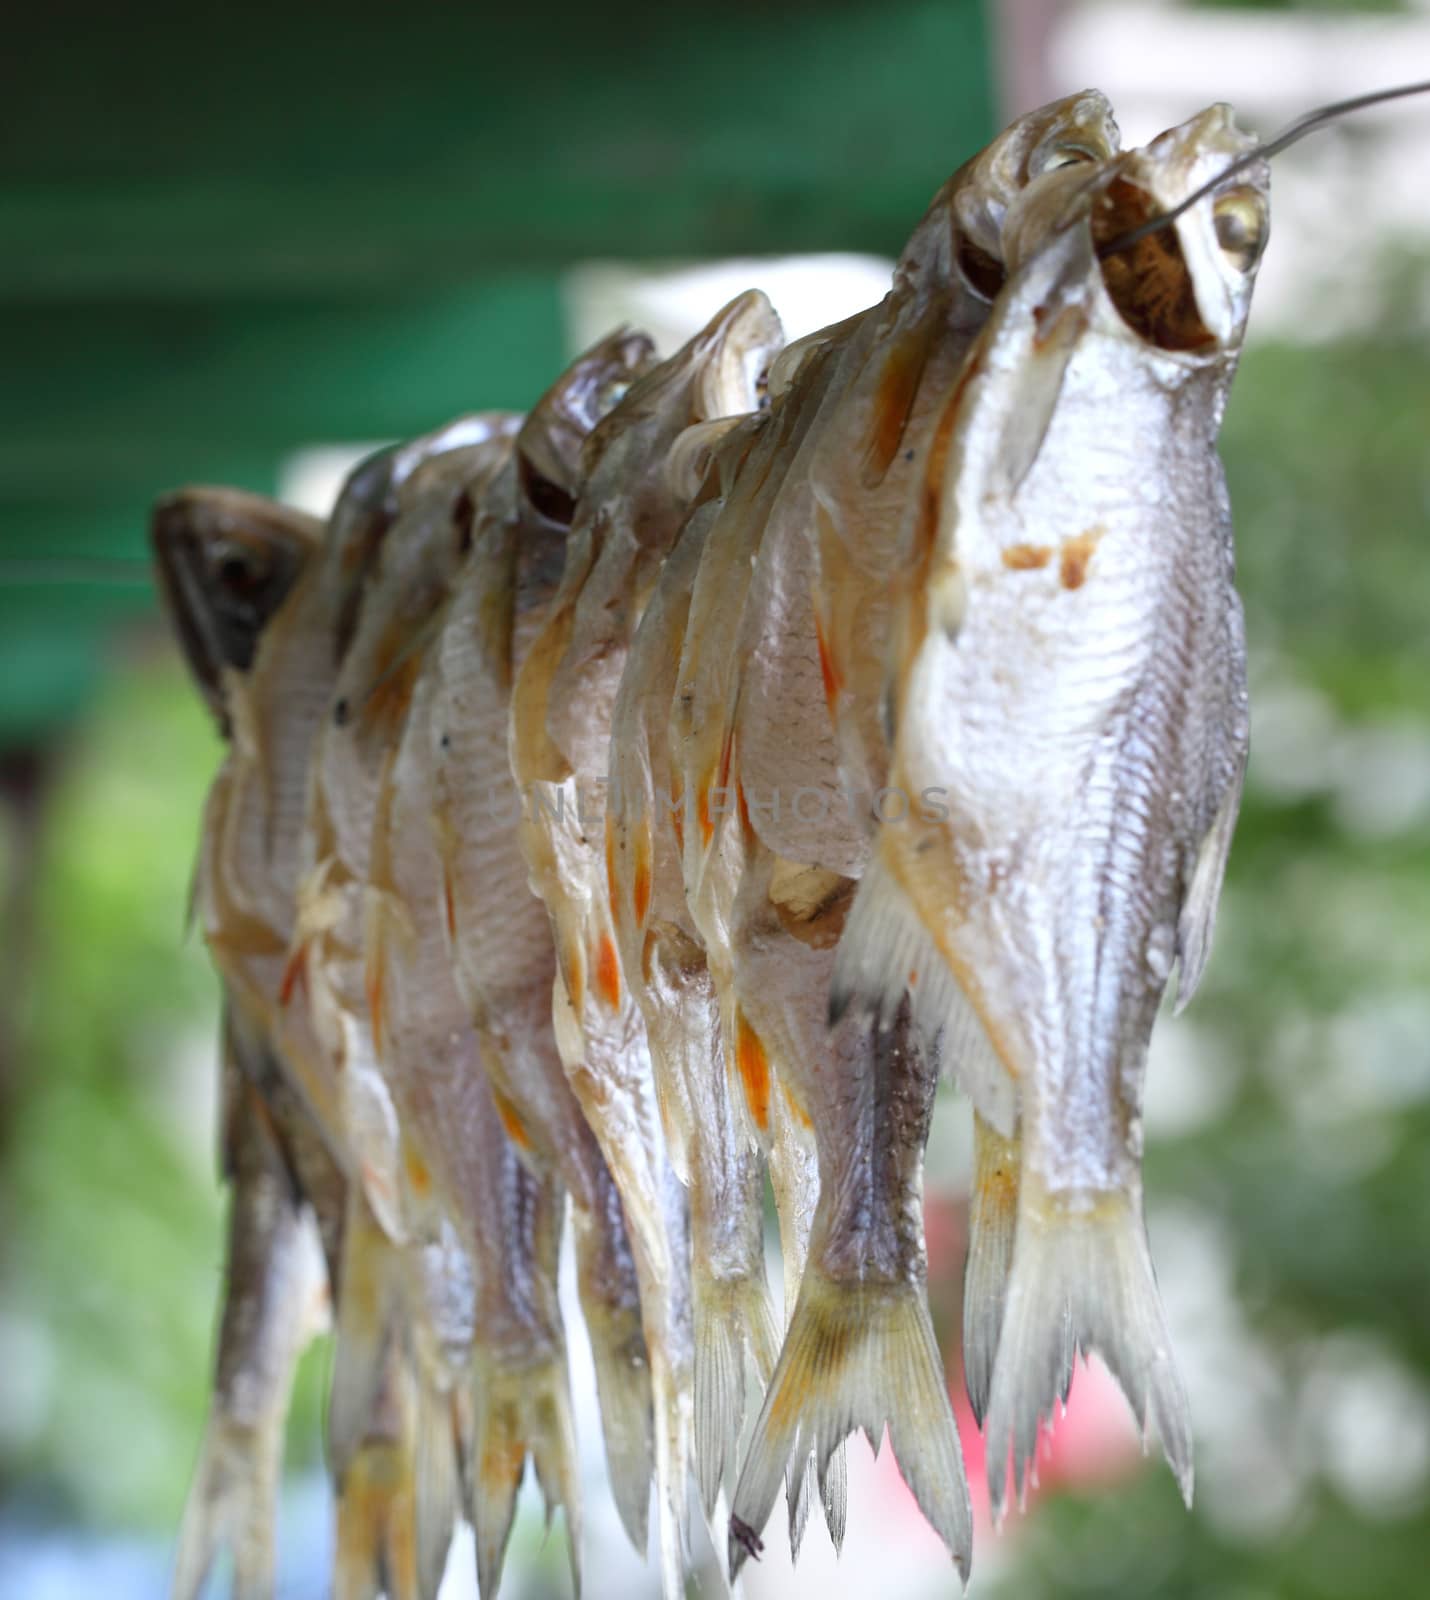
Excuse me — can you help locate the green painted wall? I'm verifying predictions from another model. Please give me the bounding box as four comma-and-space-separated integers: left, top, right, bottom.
0, 1, 993, 740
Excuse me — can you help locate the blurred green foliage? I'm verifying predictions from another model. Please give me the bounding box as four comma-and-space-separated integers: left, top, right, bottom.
0, 659, 328, 1529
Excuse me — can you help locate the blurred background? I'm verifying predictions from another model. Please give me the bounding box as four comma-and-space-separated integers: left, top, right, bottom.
2, 1, 1429, 1595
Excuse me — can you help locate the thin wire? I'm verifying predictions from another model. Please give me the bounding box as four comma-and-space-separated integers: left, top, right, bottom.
1097, 79, 1430, 258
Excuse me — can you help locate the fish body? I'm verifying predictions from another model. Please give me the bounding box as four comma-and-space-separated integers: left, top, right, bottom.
608, 461, 780, 1521
840, 105, 1263, 1513
370, 657, 582, 1600
153, 487, 340, 1600
423, 329, 660, 1551
511, 293, 779, 1597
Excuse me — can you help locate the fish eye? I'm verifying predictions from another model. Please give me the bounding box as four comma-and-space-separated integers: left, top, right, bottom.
1212, 188, 1268, 272
1046, 144, 1097, 171
211, 538, 264, 592
1032, 141, 1099, 178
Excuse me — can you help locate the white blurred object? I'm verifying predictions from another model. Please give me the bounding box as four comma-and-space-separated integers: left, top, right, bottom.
564, 254, 896, 359
278, 443, 389, 518
1041, 2, 1430, 339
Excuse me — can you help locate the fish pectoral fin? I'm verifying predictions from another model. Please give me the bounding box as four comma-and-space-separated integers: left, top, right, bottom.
1175, 759, 1245, 1013
470, 1346, 583, 1600
983, 1179, 1193, 1524
728, 1270, 971, 1585
830, 859, 1017, 1135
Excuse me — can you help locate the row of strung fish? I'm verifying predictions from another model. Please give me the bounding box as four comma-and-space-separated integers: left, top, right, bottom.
155, 85, 1268, 1598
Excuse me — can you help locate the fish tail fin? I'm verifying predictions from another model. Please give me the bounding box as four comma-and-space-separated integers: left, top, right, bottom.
470, 1348, 582, 1600
170, 1413, 283, 1600
729, 1270, 970, 1583
984, 1177, 1193, 1522
649, 1339, 693, 1600
829, 860, 1017, 1133
333, 1340, 420, 1600
413, 1379, 464, 1600
333, 1431, 419, 1600
785, 1436, 847, 1562
963, 1113, 1021, 1426
328, 1194, 405, 1476
572, 1211, 654, 1554
693, 1267, 780, 1517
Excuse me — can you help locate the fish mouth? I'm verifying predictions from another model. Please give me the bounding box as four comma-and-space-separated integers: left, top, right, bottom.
1090, 175, 1218, 354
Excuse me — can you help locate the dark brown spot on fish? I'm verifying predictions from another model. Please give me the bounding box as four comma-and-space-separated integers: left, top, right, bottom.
1059, 526, 1103, 590
333, 697, 350, 726
1002, 543, 1053, 571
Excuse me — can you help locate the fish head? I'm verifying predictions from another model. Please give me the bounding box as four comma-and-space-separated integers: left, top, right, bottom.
945, 88, 1122, 298
151, 486, 323, 730
577, 289, 783, 550
1003, 101, 1269, 363
516, 327, 657, 528
323, 432, 515, 860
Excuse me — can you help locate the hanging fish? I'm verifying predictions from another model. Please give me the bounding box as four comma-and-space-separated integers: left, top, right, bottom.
153, 488, 337, 1600
510, 290, 779, 1598
834, 104, 1268, 1517
421, 329, 662, 1552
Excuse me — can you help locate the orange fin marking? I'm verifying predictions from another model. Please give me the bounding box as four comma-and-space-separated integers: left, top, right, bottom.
604, 813, 621, 925
632, 819, 653, 928
697, 782, 715, 850
593, 930, 622, 1012
781, 1077, 813, 1131
717, 725, 735, 791
736, 778, 754, 841
669, 782, 686, 854
734, 1009, 771, 1133
404, 1148, 433, 1197
491, 1086, 533, 1152
442, 866, 457, 944
365, 926, 386, 1044
279, 941, 308, 1007
862, 326, 929, 483
814, 609, 843, 713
